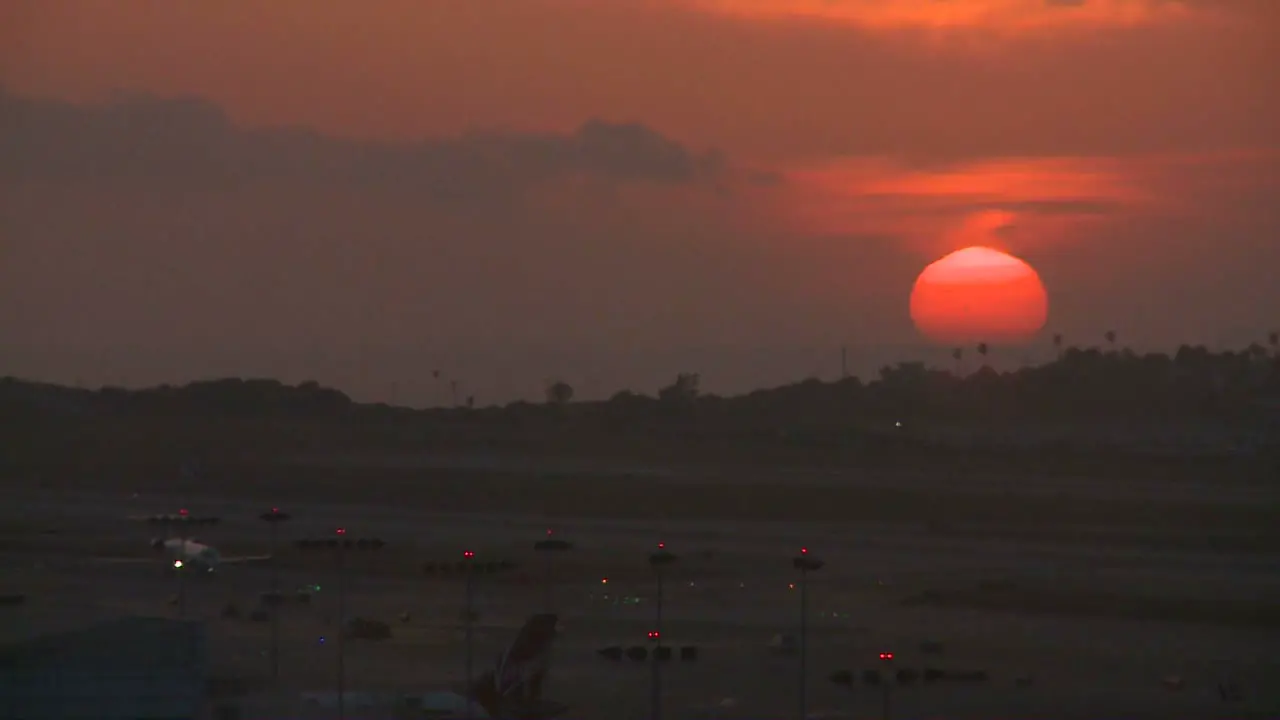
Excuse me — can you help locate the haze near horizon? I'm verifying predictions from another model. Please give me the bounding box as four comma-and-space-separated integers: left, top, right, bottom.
2, 0, 1277, 405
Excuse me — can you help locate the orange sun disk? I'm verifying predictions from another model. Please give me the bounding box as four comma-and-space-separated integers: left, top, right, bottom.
910, 246, 1048, 345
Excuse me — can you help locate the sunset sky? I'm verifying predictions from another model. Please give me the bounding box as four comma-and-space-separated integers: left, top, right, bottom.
2, 0, 1277, 404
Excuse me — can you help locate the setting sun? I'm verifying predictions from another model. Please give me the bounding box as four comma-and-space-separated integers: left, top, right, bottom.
909, 246, 1048, 345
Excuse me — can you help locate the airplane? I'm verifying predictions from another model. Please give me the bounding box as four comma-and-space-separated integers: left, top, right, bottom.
300, 613, 569, 719
99, 536, 272, 574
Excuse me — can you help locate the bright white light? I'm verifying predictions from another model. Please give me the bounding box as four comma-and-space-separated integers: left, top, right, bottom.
173, 560, 184, 569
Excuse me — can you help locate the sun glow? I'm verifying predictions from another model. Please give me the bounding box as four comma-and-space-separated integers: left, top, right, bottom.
909, 246, 1048, 344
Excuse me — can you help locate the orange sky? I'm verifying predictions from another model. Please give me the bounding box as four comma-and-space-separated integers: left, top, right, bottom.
1, 0, 1277, 402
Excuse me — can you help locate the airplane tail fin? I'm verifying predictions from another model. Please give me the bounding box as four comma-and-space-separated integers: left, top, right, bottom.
471, 613, 559, 716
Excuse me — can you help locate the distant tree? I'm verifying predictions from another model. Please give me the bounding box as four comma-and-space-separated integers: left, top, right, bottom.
466, 395, 475, 409
1052, 333, 1064, 360
545, 380, 574, 405
658, 372, 700, 404
1105, 330, 1117, 349
976, 342, 989, 366
1244, 343, 1269, 366
951, 348, 964, 376
1269, 331, 1278, 355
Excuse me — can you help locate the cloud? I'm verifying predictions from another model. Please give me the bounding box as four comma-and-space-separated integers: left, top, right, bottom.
3, 0, 1274, 168
0, 89, 724, 202
686, 0, 1209, 31
746, 155, 1149, 260
0, 89, 929, 399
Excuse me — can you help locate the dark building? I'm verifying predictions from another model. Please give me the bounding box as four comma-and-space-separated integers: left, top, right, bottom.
0, 616, 208, 719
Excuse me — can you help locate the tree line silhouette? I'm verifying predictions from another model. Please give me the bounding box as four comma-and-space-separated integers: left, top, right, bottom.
2, 340, 1278, 469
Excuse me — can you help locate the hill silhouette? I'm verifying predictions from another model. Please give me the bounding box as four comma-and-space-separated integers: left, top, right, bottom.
3, 343, 1278, 479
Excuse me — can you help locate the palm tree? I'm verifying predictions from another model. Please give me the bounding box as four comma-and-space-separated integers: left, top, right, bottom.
1104, 331, 1117, 352
952, 347, 963, 376
1052, 333, 1064, 361
976, 342, 989, 367
545, 380, 575, 405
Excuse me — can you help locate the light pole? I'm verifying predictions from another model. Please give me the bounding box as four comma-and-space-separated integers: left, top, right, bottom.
533, 529, 572, 614
259, 507, 291, 683
296, 530, 385, 720
336, 528, 348, 720
463, 549, 476, 720
175, 509, 190, 619
794, 547, 824, 720
649, 542, 677, 720
878, 652, 894, 720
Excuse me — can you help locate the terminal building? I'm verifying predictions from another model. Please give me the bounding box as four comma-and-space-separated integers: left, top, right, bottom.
0, 615, 209, 720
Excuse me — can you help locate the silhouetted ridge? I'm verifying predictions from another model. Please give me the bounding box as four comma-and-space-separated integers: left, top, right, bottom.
2, 343, 1278, 470
0, 377, 351, 418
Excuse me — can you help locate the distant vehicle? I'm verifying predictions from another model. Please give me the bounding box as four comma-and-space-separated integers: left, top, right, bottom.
100, 537, 271, 573
300, 613, 568, 719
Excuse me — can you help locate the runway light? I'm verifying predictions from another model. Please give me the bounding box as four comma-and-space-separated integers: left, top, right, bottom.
336, 527, 345, 535
601, 577, 608, 584
546, 528, 553, 536
463, 550, 475, 559
648, 630, 660, 640
319, 636, 326, 644
879, 652, 894, 661
179, 508, 188, 516
173, 560, 183, 569
788, 583, 795, 590
801, 547, 808, 555
658, 542, 665, 549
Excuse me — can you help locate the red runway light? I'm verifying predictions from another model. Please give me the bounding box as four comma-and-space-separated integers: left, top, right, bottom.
179, 508, 188, 516
463, 550, 475, 558
879, 652, 894, 661
801, 547, 808, 554
647, 630, 660, 639
658, 542, 665, 549
336, 527, 345, 535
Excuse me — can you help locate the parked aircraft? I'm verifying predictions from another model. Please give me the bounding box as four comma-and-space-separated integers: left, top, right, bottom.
300, 613, 568, 719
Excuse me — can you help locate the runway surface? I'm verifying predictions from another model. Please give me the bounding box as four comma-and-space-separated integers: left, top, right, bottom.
3, 479, 1279, 719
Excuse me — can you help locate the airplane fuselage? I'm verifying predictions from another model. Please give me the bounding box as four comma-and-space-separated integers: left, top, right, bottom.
154, 537, 222, 572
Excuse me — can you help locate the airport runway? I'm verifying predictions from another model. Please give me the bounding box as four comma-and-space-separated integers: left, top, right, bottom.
8, 487, 1279, 602
273, 452, 1278, 506
3, 483, 1279, 719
